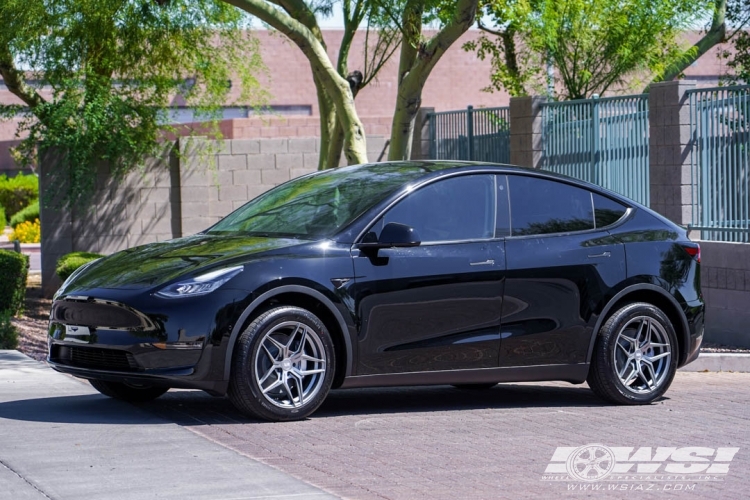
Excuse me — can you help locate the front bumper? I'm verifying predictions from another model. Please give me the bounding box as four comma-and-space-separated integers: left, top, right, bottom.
47, 294, 236, 396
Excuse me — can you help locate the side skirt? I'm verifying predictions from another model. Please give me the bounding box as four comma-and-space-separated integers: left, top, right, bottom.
340, 363, 590, 389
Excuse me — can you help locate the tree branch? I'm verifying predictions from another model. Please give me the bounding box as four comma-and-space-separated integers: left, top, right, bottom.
647, 0, 726, 88
0, 44, 46, 109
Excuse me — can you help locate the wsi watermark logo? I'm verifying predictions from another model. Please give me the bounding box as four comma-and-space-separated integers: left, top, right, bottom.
542, 444, 739, 491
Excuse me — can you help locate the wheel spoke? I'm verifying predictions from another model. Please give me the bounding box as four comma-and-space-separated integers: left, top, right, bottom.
647, 351, 671, 362
261, 378, 283, 394
261, 343, 279, 363
639, 319, 652, 347
265, 336, 287, 356
641, 362, 657, 388
258, 364, 278, 385
297, 368, 325, 376
281, 376, 298, 407
616, 341, 632, 356
286, 323, 302, 349
301, 354, 325, 364
618, 358, 634, 378
290, 371, 306, 405
622, 364, 639, 386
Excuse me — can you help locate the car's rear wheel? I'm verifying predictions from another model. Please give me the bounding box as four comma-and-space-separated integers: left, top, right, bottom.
228, 306, 335, 422
89, 379, 169, 402
588, 302, 678, 404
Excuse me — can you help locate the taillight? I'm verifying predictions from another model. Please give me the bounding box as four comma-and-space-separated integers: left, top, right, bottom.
682, 244, 700, 263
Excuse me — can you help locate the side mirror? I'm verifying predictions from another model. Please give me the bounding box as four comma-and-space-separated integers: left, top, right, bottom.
358, 222, 421, 250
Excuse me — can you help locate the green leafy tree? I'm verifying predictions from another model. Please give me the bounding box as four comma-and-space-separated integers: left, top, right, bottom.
0, 0, 266, 206
223, 0, 478, 165
467, 0, 709, 99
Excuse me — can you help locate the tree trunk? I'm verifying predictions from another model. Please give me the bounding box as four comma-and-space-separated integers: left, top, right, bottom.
226, 0, 368, 164
315, 74, 338, 170
388, 0, 478, 161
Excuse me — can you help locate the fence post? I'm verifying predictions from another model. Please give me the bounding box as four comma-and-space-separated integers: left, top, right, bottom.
412, 107, 435, 160
648, 80, 696, 225
509, 96, 544, 168
428, 110, 436, 160
467, 105, 474, 161
591, 94, 600, 185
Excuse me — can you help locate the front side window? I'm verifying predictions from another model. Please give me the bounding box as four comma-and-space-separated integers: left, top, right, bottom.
508, 176, 595, 236
379, 174, 496, 243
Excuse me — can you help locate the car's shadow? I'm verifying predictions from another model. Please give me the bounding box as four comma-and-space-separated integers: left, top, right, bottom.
0, 383, 620, 426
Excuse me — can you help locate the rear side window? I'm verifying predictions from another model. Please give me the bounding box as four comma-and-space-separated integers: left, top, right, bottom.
508, 176, 595, 236
593, 193, 628, 228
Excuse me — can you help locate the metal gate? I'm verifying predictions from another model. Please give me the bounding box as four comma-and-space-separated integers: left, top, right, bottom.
541, 94, 650, 206
688, 85, 750, 242
428, 106, 510, 164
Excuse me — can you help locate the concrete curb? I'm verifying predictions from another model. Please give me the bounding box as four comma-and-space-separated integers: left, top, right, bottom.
679, 352, 750, 373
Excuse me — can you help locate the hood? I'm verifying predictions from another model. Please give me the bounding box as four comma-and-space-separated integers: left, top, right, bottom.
60, 234, 306, 293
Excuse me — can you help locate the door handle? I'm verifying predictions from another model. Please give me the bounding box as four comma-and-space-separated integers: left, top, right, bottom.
470, 259, 495, 266
587, 251, 611, 258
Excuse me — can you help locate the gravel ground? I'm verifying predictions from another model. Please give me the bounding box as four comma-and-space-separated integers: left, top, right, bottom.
10, 275, 750, 362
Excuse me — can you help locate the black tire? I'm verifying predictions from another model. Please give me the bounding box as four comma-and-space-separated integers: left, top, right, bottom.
228, 306, 335, 422
452, 383, 498, 390
588, 302, 678, 405
89, 379, 169, 402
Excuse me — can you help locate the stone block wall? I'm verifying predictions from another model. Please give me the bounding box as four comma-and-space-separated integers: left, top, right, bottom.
700, 241, 750, 347
648, 81, 695, 226
40, 135, 386, 296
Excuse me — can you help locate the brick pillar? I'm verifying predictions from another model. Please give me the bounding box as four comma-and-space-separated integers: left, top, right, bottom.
509, 96, 544, 168
648, 80, 696, 225
38, 151, 72, 297
411, 107, 434, 160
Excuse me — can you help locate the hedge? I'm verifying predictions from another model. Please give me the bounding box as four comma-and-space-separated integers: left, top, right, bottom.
56, 251, 104, 282
0, 249, 29, 316
0, 173, 39, 218
0, 311, 18, 350
10, 200, 39, 229
0, 205, 6, 229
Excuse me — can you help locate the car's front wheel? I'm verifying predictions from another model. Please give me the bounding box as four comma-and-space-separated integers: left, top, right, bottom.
228, 306, 335, 422
588, 302, 678, 404
89, 379, 169, 402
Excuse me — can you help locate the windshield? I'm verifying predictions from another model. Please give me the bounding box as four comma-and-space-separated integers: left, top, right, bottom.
206, 163, 435, 239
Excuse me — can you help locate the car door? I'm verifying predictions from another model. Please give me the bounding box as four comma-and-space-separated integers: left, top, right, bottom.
499, 175, 627, 367
350, 174, 506, 376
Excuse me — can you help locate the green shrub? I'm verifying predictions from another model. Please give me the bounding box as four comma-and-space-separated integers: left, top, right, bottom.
0, 173, 39, 218
56, 252, 104, 282
10, 200, 39, 229
0, 250, 29, 316
0, 311, 19, 350
0, 205, 6, 229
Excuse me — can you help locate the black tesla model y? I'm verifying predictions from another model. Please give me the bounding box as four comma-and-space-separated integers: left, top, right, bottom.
48, 162, 704, 421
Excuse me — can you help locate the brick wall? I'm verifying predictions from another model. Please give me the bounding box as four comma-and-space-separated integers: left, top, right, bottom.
39, 135, 386, 296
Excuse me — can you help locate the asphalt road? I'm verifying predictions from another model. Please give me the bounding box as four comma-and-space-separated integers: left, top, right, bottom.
2, 351, 748, 500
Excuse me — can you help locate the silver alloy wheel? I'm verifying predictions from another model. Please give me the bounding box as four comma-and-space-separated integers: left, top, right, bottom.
254, 321, 327, 409
613, 316, 672, 394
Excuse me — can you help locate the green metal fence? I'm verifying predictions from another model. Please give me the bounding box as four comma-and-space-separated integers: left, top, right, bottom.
541, 94, 650, 206
428, 106, 510, 163
688, 85, 750, 242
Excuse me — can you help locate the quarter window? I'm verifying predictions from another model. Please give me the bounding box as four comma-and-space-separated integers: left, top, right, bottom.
381, 175, 496, 243
508, 176, 595, 236
593, 193, 628, 228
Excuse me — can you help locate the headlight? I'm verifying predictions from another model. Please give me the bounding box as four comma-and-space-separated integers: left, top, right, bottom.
155, 266, 244, 298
